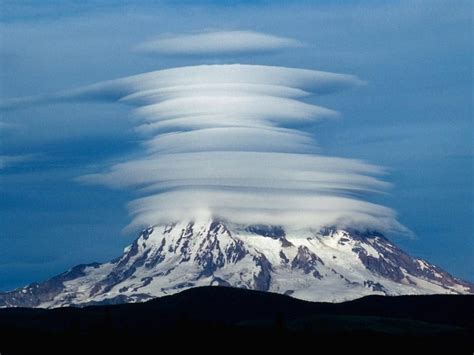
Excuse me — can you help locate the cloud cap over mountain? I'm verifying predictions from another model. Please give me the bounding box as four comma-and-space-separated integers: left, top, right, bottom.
0, 61, 403, 234
44, 63, 403, 234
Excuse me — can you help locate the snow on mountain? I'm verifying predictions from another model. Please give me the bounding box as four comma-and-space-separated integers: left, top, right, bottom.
0, 220, 472, 308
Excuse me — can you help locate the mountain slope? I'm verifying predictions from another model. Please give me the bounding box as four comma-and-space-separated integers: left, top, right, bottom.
0, 220, 472, 308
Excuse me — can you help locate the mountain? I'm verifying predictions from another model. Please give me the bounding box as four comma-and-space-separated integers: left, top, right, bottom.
1, 287, 473, 353
0, 220, 472, 308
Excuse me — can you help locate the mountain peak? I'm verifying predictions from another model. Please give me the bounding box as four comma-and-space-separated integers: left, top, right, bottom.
0, 220, 472, 308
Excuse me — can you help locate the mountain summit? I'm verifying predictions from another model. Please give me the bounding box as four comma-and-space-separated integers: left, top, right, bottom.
1, 220, 472, 308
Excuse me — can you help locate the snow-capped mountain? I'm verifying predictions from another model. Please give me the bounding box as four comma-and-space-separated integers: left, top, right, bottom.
1, 220, 472, 308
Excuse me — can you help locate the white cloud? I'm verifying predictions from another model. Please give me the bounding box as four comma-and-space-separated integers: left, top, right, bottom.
59, 63, 403, 234
2, 62, 402, 234
78, 151, 390, 198
125, 189, 407, 234
1, 64, 364, 110
135, 30, 304, 55
142, 127, 316, 154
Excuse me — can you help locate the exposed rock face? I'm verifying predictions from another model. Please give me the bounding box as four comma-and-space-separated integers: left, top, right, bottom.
0, 220, 472, 308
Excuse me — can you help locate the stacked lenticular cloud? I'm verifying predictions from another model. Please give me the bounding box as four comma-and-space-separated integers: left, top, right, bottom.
2, 63, 406, 232
61, 64, 405, 234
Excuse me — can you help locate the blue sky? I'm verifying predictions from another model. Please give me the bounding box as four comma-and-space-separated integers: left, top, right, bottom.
0, 0, 472, 290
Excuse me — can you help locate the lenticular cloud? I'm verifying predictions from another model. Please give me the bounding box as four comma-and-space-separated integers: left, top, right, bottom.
135, 30, 304, 55
1, 63, 405, 233
62, 64, 406, 234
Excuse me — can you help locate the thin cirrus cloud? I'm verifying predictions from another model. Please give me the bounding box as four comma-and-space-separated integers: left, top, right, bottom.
3, 62, 406, 234
134, 30, 304, 56
0, 154, 36, 169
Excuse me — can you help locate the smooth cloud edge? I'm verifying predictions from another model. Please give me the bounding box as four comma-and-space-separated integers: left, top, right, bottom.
134, 30, 305, 56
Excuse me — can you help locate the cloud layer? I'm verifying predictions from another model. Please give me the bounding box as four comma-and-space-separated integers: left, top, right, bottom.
50, 63, 404, 233
135, 30, 304, 55
1, 63, 404, 233
0, 154, 35, 169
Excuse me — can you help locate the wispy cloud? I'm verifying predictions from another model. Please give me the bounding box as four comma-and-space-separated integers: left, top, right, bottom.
135, 30, 304, 56
0, 154, 35, 169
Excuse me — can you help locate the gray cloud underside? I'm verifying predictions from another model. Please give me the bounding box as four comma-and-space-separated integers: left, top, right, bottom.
3, 64, 406, 233
134, 30, 304, 55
